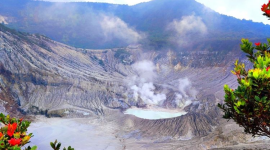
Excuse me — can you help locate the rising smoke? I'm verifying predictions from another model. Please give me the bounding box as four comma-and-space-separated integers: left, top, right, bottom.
126, 60, 166, 105
126, 60, 198, 107
174, 78, 198, 108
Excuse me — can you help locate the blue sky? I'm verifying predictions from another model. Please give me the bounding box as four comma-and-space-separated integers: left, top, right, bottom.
43, 0, 270, 25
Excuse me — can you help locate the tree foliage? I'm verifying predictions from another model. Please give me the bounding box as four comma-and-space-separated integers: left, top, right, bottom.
218, 38, 270, 137
218, 0, 270, 138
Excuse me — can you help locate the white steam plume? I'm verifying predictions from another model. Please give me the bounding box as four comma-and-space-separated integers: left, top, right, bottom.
175, 78, 198, 108
125, 61, 198, 107
126, 60, 166, 105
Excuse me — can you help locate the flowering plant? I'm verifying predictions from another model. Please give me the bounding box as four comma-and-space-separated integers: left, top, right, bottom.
218, 39, 270, 137
261, 0, 270, 18
0, 113, 37, 150
218, 1, 270, 137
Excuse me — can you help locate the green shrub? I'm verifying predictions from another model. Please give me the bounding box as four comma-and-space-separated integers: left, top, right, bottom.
218, 39, 270, 137
218, 1, 270, 138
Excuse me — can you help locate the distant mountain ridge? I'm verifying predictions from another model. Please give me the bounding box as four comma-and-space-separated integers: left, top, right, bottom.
0, 0, 269, 49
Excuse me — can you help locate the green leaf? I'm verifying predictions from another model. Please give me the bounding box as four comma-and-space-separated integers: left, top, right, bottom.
236, 101, 241, 107
31, 146, 38, 150
262, 96, 267, 103
255, 96, 260, 101
224, 84, 230, 91
50, 142, 55, 148
56, 143, 61, 150
241, 100, 246, 106
12, 146, 21, 150
236, 100, 246, 107
234, 106, 240, 114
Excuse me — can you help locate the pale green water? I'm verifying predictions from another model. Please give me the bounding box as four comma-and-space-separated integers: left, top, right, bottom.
124, 108, 187, 120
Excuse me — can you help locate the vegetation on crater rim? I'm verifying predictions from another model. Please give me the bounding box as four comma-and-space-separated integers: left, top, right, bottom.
218, 0, 270, 138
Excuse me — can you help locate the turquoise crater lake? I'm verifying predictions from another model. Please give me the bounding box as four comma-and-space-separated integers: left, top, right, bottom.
124, 107, 187, 120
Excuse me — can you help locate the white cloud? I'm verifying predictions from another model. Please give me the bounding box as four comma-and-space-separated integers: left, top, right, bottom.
167, 15, 207, 36
167, 15, 207, 45
0, 15, 8, 24
39, 0, 270, 24
100, 15, 144, 44
195, 0, 270, 25
41, 0, 151, 5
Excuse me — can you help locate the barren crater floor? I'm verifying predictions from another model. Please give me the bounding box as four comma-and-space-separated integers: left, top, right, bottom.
27, 116, 122, 150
